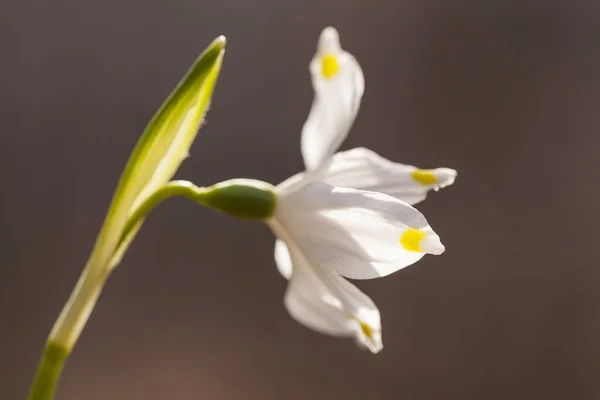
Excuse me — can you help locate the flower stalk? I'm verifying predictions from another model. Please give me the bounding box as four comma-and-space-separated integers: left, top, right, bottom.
27, 343, 68, 400
118, 179, 277, 255
27, 36, 226, 400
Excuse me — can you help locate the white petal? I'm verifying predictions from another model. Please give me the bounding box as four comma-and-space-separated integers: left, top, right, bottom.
275, 182, 445, 280
278, 148, 457, 205
301, 27, 364, 171
322, 148, 457, 205
282, 239, 382, 353
274, 239, 293, 279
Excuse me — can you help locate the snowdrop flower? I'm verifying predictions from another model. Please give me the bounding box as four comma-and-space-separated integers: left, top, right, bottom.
268, 27, 456, 352
172, 173, 444, 354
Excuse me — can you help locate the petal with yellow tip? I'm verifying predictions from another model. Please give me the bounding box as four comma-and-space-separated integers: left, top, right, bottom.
273, 182, 445, 280
301, 27, 364, 171
279, 147, 457, 206
280, 239, 383, 353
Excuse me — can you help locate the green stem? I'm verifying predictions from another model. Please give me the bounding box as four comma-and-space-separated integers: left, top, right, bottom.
26, 182, 205, 400
108, 181, 208, 269
28, 263, 109, 400
27, 178, 274, 400
114, 178, 275, 258
117, 180, 208, 251
27, 342, 69, 400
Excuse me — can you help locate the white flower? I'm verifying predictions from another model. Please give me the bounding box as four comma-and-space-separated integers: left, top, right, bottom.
268, 27, 456, 352
268, 181, 444, 353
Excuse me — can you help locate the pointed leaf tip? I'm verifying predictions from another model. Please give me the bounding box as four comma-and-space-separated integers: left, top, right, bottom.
87, 35, 227, 274
213, 35, 226, 49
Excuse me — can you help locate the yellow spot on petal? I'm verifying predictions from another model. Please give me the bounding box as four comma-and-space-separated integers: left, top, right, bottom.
321, 54, 339, 79
412, 169, 438, 185
359, 321, 374, 339
347, 315, 374, 339
400, 228, 427, 252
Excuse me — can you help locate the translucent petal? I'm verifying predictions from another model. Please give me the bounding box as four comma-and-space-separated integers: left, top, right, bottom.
322, 148, 456, 205
279, 148, 457, 205
301, 28, 364, 171
282, 239, 383, 353
276, 182, 444, 280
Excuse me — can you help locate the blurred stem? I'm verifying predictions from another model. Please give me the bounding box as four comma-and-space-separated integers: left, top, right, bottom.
27, 261, 110, 400
27, 342, 68, 400
26, 181, 205, 400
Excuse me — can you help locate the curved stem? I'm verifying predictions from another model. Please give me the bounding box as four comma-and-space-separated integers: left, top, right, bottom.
117, 180, 208, 251
108, 181, 208, 270
27, 178, 274, 400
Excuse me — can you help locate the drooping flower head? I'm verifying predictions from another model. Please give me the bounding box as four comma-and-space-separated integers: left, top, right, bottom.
269, 181, 445, 352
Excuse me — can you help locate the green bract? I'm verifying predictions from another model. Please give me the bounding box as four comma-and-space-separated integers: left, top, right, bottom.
98, 35, 226, 274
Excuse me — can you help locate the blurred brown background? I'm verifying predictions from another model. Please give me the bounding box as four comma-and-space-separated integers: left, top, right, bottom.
2, 0, 600, 399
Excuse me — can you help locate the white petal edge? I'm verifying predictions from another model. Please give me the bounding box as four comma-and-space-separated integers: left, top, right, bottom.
275, 181, 445, 280
301, 28, 364, 171
274, 239, 293, 279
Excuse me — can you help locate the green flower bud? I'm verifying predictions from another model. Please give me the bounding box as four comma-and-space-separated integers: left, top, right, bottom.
200, 179, 277, 220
